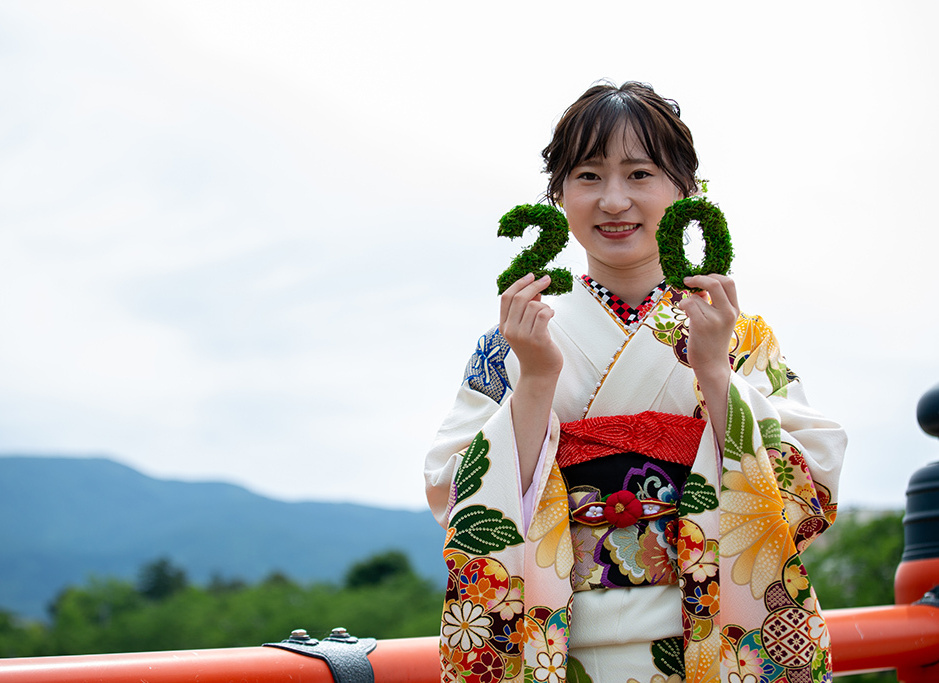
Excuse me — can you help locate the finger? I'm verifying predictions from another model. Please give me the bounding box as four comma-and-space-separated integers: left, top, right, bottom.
711, 274, 739, 311
500, 273, 535, 323
530, 274, 553, 294
683, 275, 734, 314
682, 274, 718, 291
502, 284, 554, 346
530, 305, 556, 341
684, 274, 738, 308
514, 274, 552, 301
519, 299, 554, 337
506, 272, 537, 295
677, 294, 710, 323
504, 275, 552, 323
682, 275, 712, 300
501, 274, 545, 326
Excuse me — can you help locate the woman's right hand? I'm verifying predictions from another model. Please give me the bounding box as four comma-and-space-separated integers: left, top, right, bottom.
499, 273, 563, 381
500, 273, 562, 494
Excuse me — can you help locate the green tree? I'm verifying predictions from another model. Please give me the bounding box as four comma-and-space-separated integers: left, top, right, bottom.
344, 550, 414, 589
207, 573, 247, 595
45, 577, 143, 654
802, 510, 904, 609
137, 557, 188, 601
0, 609, 46, 658
0, 553, 445, 658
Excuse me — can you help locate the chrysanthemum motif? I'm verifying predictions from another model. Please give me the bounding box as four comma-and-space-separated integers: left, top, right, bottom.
533, 651, 566, 683
528, 463, 574, 579
720, 449, 796, 598
733, 314, 781, 375
442, 600, 493, 651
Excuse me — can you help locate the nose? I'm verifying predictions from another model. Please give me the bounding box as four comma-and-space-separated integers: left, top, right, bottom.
597, 178, 633, 215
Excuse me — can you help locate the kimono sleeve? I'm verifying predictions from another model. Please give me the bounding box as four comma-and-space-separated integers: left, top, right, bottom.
679, 313, 846, 682
725, 313, 847, 549
424, 325, 521, 527
427, 327, 574, 683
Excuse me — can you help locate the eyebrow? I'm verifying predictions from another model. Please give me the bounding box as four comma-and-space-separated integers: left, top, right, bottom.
577, 155, 653, 167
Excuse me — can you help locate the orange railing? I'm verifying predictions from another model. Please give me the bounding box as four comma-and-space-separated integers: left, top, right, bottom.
0, 600, 937, 681
0, 567, 937, 681
829, 559, 939, 681
0, 636, 440, 683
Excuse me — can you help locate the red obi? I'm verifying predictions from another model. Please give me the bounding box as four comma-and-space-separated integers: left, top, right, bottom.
558, 411, 706, 469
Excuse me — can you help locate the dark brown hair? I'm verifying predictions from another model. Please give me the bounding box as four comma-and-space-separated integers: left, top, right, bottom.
542, 81, 698, 204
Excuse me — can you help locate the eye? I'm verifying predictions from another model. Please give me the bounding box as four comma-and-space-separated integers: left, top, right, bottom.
631, 169, 653, 180
575, 171, 600, 181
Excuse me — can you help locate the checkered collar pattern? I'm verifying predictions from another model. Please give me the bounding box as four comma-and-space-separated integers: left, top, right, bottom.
580, 275, 668, 327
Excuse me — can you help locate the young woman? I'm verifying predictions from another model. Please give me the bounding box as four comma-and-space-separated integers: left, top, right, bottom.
425, 82, 846, 683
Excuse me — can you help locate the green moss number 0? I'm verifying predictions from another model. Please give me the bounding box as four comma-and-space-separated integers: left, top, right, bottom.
656, 197, 733, 289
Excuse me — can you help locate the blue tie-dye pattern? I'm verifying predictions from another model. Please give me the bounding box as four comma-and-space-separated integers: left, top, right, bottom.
463, 325, 512, 403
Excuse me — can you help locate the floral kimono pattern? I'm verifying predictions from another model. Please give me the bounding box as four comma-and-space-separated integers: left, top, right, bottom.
424, 279, 846, 683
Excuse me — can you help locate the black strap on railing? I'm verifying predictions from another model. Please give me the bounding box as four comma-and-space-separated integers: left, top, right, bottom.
915, 585, 939, 608
264, 627, 377, 683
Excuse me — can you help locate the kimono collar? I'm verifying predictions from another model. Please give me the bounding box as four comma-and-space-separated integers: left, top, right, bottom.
580, 275, 668, 327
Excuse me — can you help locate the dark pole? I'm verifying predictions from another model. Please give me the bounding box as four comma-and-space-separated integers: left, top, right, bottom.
895, 384, 939, 602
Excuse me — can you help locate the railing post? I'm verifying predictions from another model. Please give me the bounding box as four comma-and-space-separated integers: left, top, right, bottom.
893, 384, 939, 682
895, 462, 939, 604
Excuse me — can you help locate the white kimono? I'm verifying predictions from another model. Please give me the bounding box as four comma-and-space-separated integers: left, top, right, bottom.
425, 279, 846, 683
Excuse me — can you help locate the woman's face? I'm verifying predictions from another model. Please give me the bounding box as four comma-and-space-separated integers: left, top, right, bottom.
560, 123, 682, 284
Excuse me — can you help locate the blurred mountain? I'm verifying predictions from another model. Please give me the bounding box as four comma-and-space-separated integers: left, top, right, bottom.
0, 456, 445, 620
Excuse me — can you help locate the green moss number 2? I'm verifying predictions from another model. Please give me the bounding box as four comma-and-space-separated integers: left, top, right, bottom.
495, 204, 574, 295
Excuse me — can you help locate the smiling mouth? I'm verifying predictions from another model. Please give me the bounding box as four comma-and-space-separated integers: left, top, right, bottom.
597, 223, 639, 233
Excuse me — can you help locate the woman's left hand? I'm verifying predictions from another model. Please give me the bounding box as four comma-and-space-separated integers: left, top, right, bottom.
677, 274, 738, 449
677, 274, 739, 378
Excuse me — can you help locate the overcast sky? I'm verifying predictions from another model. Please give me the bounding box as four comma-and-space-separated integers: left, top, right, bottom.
2, 1, 937, 511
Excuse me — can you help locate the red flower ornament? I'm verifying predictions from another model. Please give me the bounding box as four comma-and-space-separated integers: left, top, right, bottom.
603, 490, 643, 528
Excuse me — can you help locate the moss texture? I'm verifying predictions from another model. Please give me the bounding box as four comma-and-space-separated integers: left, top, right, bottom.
656, 196, 733, 289
496, 204, 573, 295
